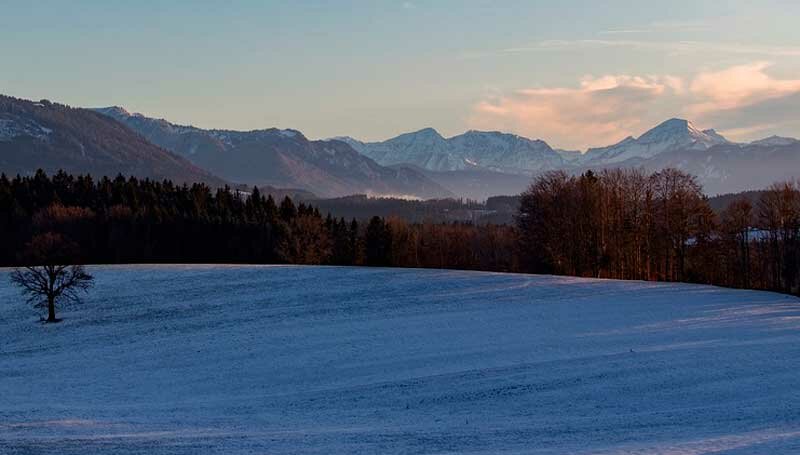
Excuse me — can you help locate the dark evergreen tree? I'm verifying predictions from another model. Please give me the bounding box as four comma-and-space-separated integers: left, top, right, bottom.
365, 216, 392, 266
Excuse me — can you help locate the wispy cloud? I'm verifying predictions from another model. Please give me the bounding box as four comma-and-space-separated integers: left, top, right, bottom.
469, 62, 800, 148
599, 29, 650, 35
600, 19, 709, 35
499, 40, 800, 58
648, 20, 710, 31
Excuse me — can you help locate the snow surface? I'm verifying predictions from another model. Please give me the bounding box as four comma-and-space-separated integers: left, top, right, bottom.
1, 265, 800, 454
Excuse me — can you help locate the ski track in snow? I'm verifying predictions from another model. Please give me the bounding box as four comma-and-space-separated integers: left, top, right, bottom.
1, 265, 799, 454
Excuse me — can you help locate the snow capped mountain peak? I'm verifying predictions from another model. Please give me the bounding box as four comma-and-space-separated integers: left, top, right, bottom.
416, 127, 441, 135
640, 118, 702, 143
649, 117, 691, 131
463, 129, 515, 137
399, 127, 446, 142
582, 118, 729, 164
637, 118, 728, 147
345, 128, 563, 174
276, 128, 301, 139
702, 129, 728, 143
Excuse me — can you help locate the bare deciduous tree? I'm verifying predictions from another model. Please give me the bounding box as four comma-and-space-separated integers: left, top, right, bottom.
10, 233, 94, 323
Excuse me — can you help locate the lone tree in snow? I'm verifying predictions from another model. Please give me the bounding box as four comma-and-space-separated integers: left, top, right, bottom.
10, 233, 94, 323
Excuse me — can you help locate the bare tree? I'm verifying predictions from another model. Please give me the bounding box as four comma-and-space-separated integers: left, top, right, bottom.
721, 197, 754, 288
10, 233, 94, 323
758, 181, 800, 293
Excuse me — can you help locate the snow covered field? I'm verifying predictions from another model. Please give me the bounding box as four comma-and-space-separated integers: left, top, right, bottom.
1, 265, 799, 454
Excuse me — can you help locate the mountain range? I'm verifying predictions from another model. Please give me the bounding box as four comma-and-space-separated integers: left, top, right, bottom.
339, 118, 800, 197
93, 107, 452, 199
2, 93, 799, 200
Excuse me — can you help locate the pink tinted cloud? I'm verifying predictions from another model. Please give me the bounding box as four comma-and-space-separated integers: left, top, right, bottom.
688, 62, 800, 115
470, 63, 800, 149
470, 75, 682, 149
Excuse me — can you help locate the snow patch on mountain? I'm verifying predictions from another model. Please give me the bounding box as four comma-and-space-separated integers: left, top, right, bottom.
278, 129, 300, 138
0, 115, 53, 142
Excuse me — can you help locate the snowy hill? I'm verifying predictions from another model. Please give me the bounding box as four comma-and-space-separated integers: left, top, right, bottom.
2, 265, 799, 454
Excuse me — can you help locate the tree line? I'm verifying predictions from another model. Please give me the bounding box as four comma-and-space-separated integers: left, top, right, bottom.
0, 170, 516, 272
517, 168, 800, 295
2, 169, 798, 295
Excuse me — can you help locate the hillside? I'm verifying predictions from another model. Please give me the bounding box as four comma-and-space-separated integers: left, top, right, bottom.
2, 265, 799, 454
0, 96, 225, 186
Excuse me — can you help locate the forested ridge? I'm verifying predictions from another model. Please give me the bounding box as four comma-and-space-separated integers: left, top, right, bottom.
1, 169, 798, 295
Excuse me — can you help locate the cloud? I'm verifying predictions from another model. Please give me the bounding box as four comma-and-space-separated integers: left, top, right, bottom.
599, 29, 650, 35
499, 40, 800, 58
470, 75, 684, 149
469, 62, 800, 149
688, 62, 800, 113
600, 20, 709, 35
686, 62, 800, 140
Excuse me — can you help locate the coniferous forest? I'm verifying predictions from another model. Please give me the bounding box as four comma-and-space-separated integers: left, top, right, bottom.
1, 169, 798, 295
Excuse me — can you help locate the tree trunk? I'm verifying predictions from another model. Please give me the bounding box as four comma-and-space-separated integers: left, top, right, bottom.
47, 295, 57, 322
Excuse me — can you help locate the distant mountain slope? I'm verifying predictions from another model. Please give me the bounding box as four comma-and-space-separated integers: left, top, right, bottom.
749, 136, 799, 147
634, 141, 800, 195
707, 190, 766, 213
95, 107, 452, 199
339, 128, 564, 174
339, 128, 460, 172
414, 167, 533, 201
0, 96, 226, 185
580, 118, 730, 165
560, 119, 799, 195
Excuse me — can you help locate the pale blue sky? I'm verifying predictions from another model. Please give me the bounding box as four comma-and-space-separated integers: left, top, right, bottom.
3, 1, 800, 148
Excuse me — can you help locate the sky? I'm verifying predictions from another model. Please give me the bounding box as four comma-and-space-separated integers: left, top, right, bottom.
3, 0, 800, 149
